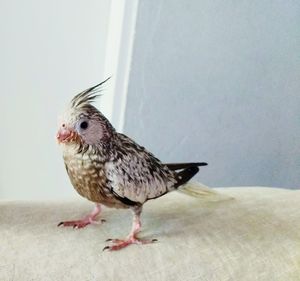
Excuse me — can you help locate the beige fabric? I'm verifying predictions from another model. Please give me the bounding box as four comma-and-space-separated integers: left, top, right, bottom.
1, 187, 300, 281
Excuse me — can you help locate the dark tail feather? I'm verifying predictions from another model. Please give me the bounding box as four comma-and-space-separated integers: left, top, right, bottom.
174, 166, 200, 188
165, 162, 207, 171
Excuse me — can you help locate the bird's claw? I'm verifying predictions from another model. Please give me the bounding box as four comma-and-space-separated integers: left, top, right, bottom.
103, 237, 158, 251
103, 246, 110, 251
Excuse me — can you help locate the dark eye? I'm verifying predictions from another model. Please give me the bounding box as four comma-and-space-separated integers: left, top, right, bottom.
80, 121, 88, 130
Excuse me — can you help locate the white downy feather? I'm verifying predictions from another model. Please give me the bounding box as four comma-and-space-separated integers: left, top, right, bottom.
177, 181, 233, 202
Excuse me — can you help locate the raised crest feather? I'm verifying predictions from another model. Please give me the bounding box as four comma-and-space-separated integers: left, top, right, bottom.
71, 77, 111, 108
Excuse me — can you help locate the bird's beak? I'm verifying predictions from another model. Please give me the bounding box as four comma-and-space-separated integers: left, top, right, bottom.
56, 128, 76, 144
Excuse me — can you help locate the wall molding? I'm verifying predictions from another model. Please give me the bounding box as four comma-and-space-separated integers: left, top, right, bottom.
101, 0, 139, 132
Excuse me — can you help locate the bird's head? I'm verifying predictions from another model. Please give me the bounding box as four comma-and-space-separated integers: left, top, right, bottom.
56, 77, 114, 149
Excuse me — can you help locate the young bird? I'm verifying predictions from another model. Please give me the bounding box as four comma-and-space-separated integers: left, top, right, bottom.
56, 78, 207, 251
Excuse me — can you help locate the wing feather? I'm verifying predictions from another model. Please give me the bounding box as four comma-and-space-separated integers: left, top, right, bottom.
105, 134, 176, 204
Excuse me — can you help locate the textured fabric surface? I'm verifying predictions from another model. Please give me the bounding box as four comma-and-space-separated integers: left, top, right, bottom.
1, 187, 300, 281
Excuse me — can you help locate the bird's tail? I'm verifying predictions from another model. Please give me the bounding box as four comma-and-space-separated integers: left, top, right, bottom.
165, 162, 207, 188
165, 162, 208, 171
165, 162, 232, 201
177, 181, 233, 202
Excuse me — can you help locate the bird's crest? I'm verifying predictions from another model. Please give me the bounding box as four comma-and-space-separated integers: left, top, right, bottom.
70, 77, 111, 108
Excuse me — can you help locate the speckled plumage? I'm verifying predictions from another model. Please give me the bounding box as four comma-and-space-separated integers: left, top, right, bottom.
62, 131, 179, 209
57, 79, 207, 250
62, 130, 180, 207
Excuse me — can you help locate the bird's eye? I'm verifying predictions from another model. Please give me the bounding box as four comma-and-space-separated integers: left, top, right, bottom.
80, 121, 88, 130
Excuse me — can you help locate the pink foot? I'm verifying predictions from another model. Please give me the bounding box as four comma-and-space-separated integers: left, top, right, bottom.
103, 236, 157, 251
58, 218, 105, 229
58, 204, 104, 229
103, 206, 156, 251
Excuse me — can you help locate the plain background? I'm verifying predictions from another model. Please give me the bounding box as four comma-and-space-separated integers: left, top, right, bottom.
0, 1, 299, 200
0, 0, 111, 199
124, 0, 300, 189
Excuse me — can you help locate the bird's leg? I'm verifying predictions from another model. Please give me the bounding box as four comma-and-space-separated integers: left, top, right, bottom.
104, 206, 157, 251
58, 203, 105, 229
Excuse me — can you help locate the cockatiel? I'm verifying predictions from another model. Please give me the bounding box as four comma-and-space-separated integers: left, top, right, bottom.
56, 78, 208, 251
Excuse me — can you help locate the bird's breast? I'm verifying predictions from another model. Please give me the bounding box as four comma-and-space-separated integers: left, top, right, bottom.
62, 145, 108, 203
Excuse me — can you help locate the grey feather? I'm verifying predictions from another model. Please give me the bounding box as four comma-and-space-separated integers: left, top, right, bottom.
71, 77, 111, 109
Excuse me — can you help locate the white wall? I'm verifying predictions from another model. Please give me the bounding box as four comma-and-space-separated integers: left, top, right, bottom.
124, 0, 300, 189
0, 0, 111, 199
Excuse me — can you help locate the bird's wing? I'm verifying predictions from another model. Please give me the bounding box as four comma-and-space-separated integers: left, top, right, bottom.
105, 134, 177, 205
